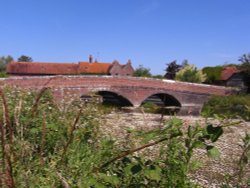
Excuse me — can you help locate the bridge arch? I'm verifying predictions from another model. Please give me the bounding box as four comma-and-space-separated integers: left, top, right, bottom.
140, 92, 181, 114
95, 90, 133, 107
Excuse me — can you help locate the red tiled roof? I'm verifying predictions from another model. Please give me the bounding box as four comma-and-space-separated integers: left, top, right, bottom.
79, 62, 112, 74
7, 60, 134, 76
221, 66, 240, 81
7, 62, 79, 75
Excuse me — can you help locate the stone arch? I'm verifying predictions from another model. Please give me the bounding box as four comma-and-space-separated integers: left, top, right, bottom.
96, 90, 133, 107
140, 92, 181, 114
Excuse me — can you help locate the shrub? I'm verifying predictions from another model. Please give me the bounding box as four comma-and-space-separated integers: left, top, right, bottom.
202, 66, 224, 84
0, 87, 116, 187
0, 72, 8, 77
133, 65, 152, 77
175, 64, 207, 83
202, 95, 250, 121
141, 102, 159, 113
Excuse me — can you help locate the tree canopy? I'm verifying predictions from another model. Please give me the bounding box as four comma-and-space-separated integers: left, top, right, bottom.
239, 53, 250, 65
202, 66, 224, 84
239, 53, 250, 74
175, 64, 206, 83
133, 65, 152, 77
0, 55, 13, 72
17, 55, 33, 62
164, 60, 183, 80
238, 53, 250, 92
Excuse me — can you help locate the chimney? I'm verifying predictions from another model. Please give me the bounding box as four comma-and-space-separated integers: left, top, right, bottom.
89, 54, 93, 63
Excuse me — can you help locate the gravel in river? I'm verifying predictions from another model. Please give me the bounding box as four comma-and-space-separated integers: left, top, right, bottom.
100, 112, 250, 188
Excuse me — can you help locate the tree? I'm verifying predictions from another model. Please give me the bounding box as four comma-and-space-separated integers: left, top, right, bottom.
239, 53, 250, 93
17, 55, 33, 62
239, 53, 250, 65
239, 53, 250, 74
202, 66, 224, 84
0, 55, 13, 72
164, 60, 182, 79
133, 65, 152, 77
175, 64, 207, 83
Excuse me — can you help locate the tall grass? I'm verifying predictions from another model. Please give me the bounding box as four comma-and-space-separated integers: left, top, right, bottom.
202, 95, 250, 121
0, 87, 248, 187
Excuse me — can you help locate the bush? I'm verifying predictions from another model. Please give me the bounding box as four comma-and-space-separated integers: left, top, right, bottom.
202, 66, 223, 84
0, 88, 116, 187
0, 72, 8, 77
133, 65, 152, 77
175, 64, 207, 83
202, 95, 250, 121
141, 102, 159, 113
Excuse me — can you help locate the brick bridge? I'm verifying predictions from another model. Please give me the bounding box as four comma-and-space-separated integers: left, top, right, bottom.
1, 76, 232, 115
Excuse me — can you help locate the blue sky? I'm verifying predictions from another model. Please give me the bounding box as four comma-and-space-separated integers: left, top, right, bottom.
0, 0, 249, 74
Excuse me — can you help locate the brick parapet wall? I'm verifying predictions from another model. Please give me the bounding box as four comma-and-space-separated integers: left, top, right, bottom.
1, 75, 232, 96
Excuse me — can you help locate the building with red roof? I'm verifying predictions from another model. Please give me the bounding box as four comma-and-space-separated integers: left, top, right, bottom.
6, 56, 134, 76
220, 66, 247, 92
220, 66, 240, 81
78, 62, 111, 74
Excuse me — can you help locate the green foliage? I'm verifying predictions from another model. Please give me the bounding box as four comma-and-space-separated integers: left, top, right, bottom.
133, 65, 152, 77
0, 72, 8, 77
0, 55, 13, 73
164, 60, 183, 79
202, 66, 224, 84
175, 64, 207, 83
141, 102, 159, 113
238, 53, 250, 92
99, 118, 224, 188
222, 132, 250, 187
202, 95, 250, 121
17, 55, 33, 62
0, 88, 115, 187
238, 133, 250, 184
141, 102, 177, 114
0, 88, 238, 187
152, 74, 164, 79
239, 53, 250, 67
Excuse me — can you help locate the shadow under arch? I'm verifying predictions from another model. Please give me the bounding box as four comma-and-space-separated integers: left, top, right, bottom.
96, 91, 133, 107
141, 93, 181, 114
